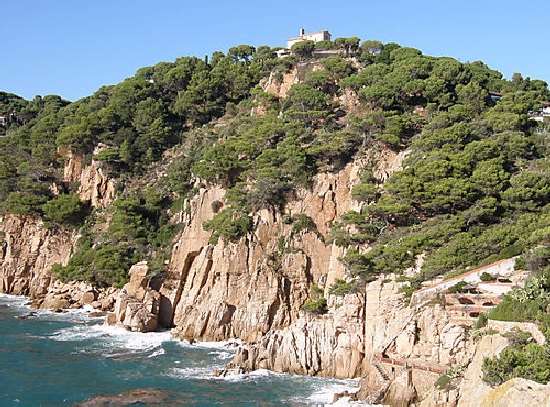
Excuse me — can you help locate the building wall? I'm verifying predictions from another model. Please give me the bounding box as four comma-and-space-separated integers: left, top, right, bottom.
287, 31, 330, 48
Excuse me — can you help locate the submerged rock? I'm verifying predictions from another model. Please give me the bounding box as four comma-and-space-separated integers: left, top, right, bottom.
75, 388, 174, 406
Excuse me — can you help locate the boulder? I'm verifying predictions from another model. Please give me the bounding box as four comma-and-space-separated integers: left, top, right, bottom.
40, 295, 70, 310
121, 290, 160, 332
81, 290, 97, 305
107, 262, 161, 332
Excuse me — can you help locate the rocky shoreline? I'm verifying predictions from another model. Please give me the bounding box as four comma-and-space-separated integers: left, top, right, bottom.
2, 146, 550, 406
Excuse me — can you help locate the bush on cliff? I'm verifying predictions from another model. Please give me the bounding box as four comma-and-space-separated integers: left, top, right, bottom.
54, 188, 176, 286
42, 194, 88, 226
488, 265, 550, 336
302, 284, 328, 314
204, 207, 253, 244
328, 279, 356, 296
482, 341, 550, 386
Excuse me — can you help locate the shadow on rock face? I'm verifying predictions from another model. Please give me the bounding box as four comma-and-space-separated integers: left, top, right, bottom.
74, 388, 181, 406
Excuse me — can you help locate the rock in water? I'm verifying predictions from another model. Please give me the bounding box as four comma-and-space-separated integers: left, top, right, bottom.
75, 388, 173, 406
106, 261, 161, 332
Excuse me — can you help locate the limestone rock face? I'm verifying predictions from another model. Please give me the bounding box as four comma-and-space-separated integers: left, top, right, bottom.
108, 262, 160, 332
62, 146, 116, 208
160, 157, 369, 351
480, 378, 550, 407
456, 334, 511, 407
0, 214, 76, 298
261, 68, 299, 98
230, 293, 365, 378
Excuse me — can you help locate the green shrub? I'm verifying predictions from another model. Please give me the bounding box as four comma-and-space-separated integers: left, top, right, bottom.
291, 40, 315, 59
474, 313, 489, 329
302, 297, 328, 314
42, 194, 87, 226
501, 328, 533, 346
447, 281, 468, 293
314, 40, 334, 50
328, 279, 356, 296
482, 342, 550, 386
399, 278, 423, 301
204, 207, 252, 244
3, 191, 50, 215
53, 189, 177, 287
94, 147, 120, 162
480, 272, 496, 282
434, 374, 451, 390
489, 267, 550, 336
53, 238, 137, 288
351, 182, 379, 202
291, 214, 317, 235
302, 284, 328, 314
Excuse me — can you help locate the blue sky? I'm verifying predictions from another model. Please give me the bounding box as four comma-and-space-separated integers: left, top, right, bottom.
2, 0, 549, 101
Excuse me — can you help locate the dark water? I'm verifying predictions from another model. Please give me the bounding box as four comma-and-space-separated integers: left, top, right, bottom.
0, 294, 361, 407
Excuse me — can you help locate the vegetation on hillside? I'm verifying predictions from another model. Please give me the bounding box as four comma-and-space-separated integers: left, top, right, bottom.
2, 39, 550, 291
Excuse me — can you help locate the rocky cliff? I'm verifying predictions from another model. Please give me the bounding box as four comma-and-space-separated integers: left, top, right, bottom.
158, 153, 371, 344
61, 145, 116, 208
0, 112, 546, 407
2, 145, 549, 405
0, 147, 119, 310
0, 214, 75, 298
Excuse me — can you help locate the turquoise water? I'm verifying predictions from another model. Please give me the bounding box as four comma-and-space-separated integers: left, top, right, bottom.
0, 294, 359, 406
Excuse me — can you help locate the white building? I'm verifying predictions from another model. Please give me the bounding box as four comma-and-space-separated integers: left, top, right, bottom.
287, 28, 331, 49
276, 28, 335, 58
529, 102, 550, 123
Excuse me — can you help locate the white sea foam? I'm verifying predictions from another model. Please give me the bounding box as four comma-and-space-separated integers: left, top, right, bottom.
0, 293, 27, 300
165, 366, 276, 382
166, 366, 214, 380
82, 304, 94, 312
49, 323, 174, 356
306, 380, 375, 406
49, 324, 108, 342
0, 293, 29, 309
207, 350, 233, 360
148, 348, 166, 358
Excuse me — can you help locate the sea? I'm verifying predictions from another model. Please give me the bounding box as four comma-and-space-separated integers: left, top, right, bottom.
0, 294, 367, 406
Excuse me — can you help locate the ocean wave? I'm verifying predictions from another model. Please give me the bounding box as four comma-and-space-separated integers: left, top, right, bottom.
0, 293, 27, 300
148, 348, 166, 358
165, 366, 214, 380
164, 366, 277, 382
49, 323, 174, 357
306, 380, 371, 407
0, 293, 30, 309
